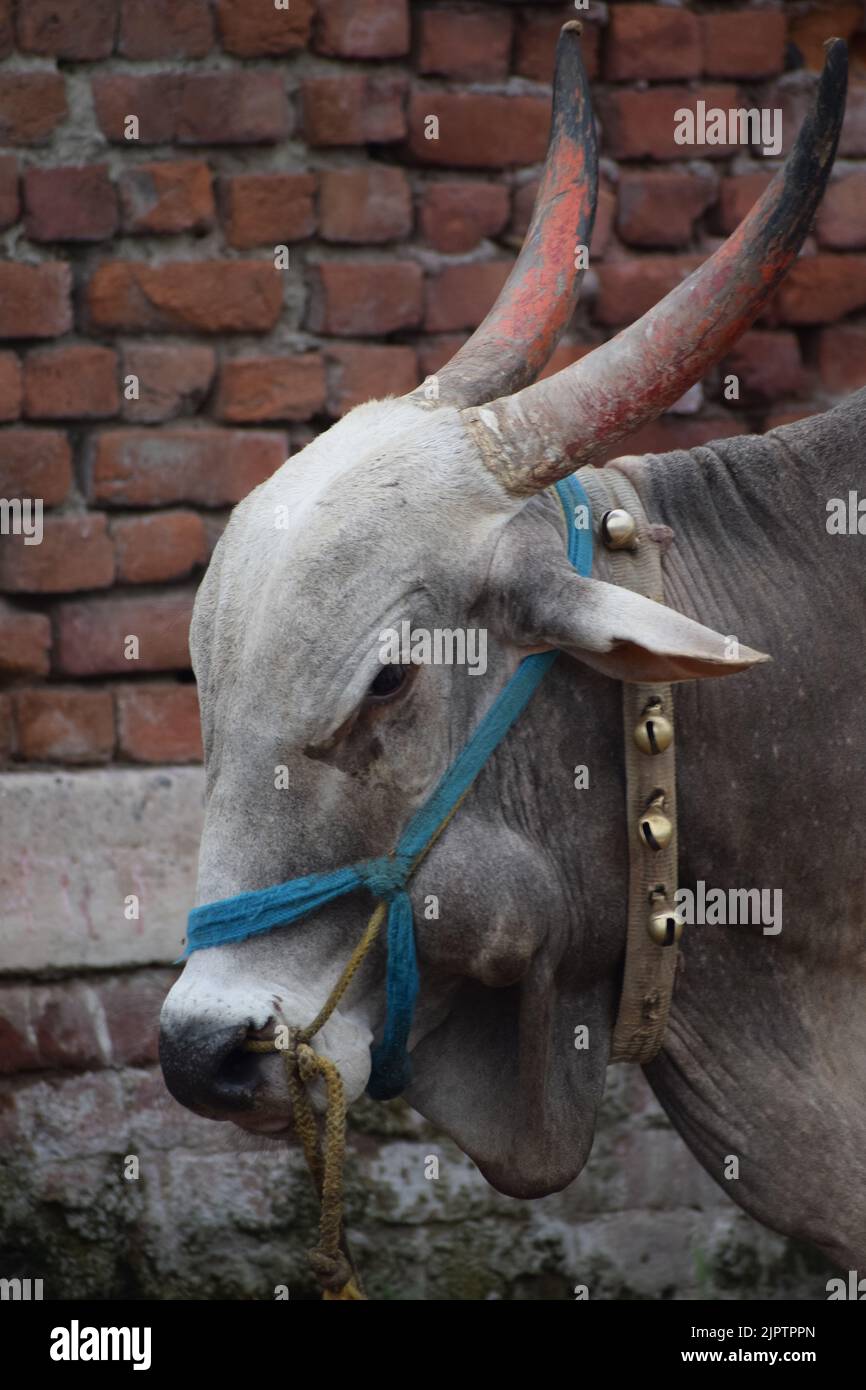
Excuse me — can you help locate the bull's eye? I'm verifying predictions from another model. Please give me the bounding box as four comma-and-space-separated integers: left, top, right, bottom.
366, 663, 410, 703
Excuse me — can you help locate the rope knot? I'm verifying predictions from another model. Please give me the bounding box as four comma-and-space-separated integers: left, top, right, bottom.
308, 1247, 354, 1294
357, 854, 411, 902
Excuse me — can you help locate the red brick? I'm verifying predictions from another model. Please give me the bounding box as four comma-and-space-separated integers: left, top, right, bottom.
87, 261, 283, 333
119, 160, 214, 235
0, 692, 12, 760
594, 256, 704, 327
0, 431, 71, 504
0, 982, 106, 1070
0, 155, 19, 228
23, 164, 118, 242
177, 73, 291, 145
816, 173, 866, 251
217, 0, 314, 55
425, 261, 513, 333
54, 590, 196, 676
93, 75, 181, 144
773, 255, 866, 325
407, 90, 549, 168
537, 341, 593, 382
88, 429, 287, 507
116, 683, 202, 762
421, 181, 508, 254
818, 325, 866, 394
302, 75, 407, 145
515, 11, 600, 83
716, 172, 774, 233
719, 330, 806, 406
605, 4, 700, 81
418, 8, 512, 81
599, 86, 740, 161
418, 335, 468, 378
0, 74, 67, 145
0, 0, 11, 57
221, 173, 316, 249
111, 511, 208, 584
617, 171, 717, 248
119, 0, 214, 59
0, 264, 72, 338
0, 513, 115, 594
699, 11, 785, 79
0, 353, 22, 422
315, 0, 409, 59
0, 598, 51, 675
216, 355, 326, 423
16, 0, 116, 59
309, 262, 423, 335
121, 345, 215, 422
320, 168, 412, 244
789, 3, 864, 70
325, 344, 418, 416
13, 688, 114, 763
23, 346, 119, 420
599, 416, 745, 465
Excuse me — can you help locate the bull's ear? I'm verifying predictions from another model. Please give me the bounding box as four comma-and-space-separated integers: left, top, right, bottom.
521, 573, 770, 683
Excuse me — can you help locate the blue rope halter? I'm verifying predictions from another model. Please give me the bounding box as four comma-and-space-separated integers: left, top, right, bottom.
184, 473, 593, 1099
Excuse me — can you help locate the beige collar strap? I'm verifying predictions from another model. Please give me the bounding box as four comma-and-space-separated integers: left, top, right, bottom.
576, 465, 681, 1065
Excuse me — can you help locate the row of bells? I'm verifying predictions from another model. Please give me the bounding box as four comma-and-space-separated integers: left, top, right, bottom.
603, 510, 685, 950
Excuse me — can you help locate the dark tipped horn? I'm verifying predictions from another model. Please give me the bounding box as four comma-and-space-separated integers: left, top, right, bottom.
463, 38, 848, 495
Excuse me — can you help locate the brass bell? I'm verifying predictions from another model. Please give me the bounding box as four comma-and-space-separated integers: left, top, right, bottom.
633, 698, 673, 756
601, 508, 638, 551
647, 903, 685, 947
638, 794, 672, 852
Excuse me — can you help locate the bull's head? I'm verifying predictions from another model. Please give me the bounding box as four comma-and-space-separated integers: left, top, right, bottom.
160, 28, 846, 1198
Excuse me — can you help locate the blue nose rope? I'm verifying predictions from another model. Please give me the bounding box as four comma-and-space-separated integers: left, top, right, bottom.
184, 473, 593, 1099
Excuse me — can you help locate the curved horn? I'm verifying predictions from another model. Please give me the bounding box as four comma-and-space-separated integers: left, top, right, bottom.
417, 20, 598, 410
464, 38, 848, 495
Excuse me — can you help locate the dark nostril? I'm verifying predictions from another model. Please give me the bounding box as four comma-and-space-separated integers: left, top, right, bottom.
159, 1018, 263, 1117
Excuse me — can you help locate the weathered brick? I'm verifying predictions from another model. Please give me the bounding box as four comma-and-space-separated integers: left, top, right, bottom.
773, 255, 866, 325
0, 513, 115, 594
221, 173, 316, 249
119, 0, 214, 59
0, 0, 11, 57
0, 353, 22, 422
818, 325, 866, 394
816, 173, 866, 251
617, 171, 717, 248
119, 160, 214, 235
594, 257, 704, 326
216, 0, 314, 55
87, 261, 283, 333
716, 172, 774, 233
302, 75, 407, 145
605, 4, 700, 81
16, 0, 116, 60
88, 429, 287, 507
13, 688, 115, 763
789, 2, 864, 70
325, 344, 418, 416
599, 86, 740, 161
116, 684, 202, 762
0, 430, 71, 504
420, 181, 508, 254
699, 11, 786, 79
720, 330, 806, 406
599, 416, 745, 465
99, 971, 178, 1067
0, 981, 107, 1071
23, 346, 119, 420
121, 345, 215, 422
0, 264, 72, 338
111, 511, 208, 584
425, 261, 512, 333
216, 355, 326, 423
0, 156, 19, 228
0, 598, 51, 675
23, 164, 118, 242
418, 8, 512, 81
314, 0, 409, 59
0, 74, 67, 145
320, 168, 412, 244
54, 590, 197, 676
177, 73, 291, 144
92, 74, 181, 144
515, 11, 599, 83
407, 90, 548, 168
309, 262, 423, 335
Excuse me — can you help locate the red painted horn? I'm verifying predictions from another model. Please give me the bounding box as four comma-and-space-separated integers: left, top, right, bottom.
463, 39, 848, 495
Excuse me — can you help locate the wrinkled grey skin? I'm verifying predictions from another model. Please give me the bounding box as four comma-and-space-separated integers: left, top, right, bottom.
160, 388, 866, 1268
